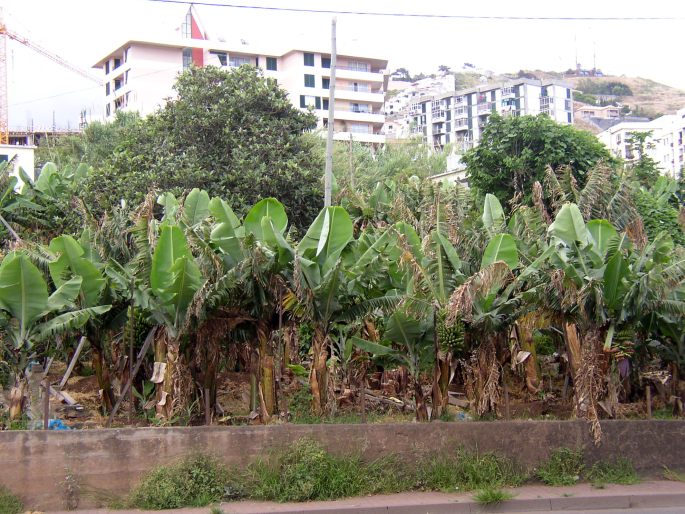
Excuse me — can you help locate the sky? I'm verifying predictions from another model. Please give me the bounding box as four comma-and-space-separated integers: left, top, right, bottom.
5, 0, 685, 130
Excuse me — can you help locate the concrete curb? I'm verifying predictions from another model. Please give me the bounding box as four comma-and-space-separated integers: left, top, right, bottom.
49, 487, 685, 513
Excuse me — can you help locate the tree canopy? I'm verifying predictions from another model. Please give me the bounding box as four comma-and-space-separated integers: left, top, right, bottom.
82, 65, 323, 229
463, 114, 614, 205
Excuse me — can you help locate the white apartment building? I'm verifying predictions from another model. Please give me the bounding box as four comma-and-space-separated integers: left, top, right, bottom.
597, 107, 685, 178
387, 79, 574, 151
92, 7, 388, 144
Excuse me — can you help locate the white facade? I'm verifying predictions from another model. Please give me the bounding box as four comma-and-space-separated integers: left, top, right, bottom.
389, 79, 574, 152
597, 107, 685, 178
92, 9, 388, 144
0, 144, 36, 185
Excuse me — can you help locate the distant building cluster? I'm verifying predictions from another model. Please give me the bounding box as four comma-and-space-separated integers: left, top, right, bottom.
384, 78, 574, 151
597, 107, 685, 178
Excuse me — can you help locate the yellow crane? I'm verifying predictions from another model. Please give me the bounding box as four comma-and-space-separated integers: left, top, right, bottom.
0, 9, 101, 144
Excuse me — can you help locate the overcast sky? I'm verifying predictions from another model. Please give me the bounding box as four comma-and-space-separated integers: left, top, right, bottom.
5, 0, 685, 130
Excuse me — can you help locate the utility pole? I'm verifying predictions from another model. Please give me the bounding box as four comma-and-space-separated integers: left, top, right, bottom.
324, 17, 337, 207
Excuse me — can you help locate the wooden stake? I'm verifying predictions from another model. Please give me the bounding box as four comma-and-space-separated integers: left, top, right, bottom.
204, 387, 211, 425
59, 336, 87, 390
646, 384, 652, 419
106, 327, 155, 427
42, 381, 50, 430
360, 362, 367, 424
503, 375, 511, 420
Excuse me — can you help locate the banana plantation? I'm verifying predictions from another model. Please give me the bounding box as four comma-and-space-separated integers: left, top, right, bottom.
1, 160, 684, 441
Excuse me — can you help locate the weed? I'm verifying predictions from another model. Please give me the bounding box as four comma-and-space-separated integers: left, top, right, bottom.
536, 448, 584, 486
61, 467, 81, 510
127, 455, 227, 509
584, 458, 639, 485
652, 407, 676, 420
209, 506, 224, 514
473, 487, 515, 505
0, 486, 23, 514
663, 466, 685, 482
237, 438, 410, 502
417, 449, 526, 492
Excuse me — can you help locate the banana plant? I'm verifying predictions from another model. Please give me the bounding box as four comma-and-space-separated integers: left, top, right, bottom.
0, 252, 110, 419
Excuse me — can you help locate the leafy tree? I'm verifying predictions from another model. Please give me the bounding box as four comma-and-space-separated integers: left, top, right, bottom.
82, 66, 323, 230
463, 114, 614, 205
626, 131, 660, 187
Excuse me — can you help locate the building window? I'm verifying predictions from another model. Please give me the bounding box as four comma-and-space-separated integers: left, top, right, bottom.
266, 57, 277, 71
105, 61, 110, 74
566, 88, 571, 99
114, 58, 121, 69
351, 103, 369, 113
567, 112, 572, 123
350, 123, 370, 133
106, 104, 111, 116
182, 11, 192, 38
322, 77, 330, 89
348, 61, 369, 72
182, 48, 193, 69
229, 56, 252, 67
210, 51, 227, 66
105, 83, 110, 96
304, 53, 315, 66
304, 74, 315, 88
322, 57, 331, 68
315, 97, 321, 109
300, 95, 317, 108
323, 98, 329, 110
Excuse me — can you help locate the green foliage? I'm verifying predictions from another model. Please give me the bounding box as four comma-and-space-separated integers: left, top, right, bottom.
473, 487, 515, 505
584, 458, 639, 485
239, 439, 409, 502
82, 66, 322, 230
536, 448, 585, 486
417, 450, 526, 491
463, 114, 614, 205
127, 455, 227, 509
574, 92, 598, 105
0, 486, 22, 514
533, 332, 556, 356
577, 79, 633, 96
634, 178, 685, 246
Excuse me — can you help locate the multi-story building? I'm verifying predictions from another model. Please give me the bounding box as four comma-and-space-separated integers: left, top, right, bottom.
387, 78, 574, 151
92, 7, 388, 144
575, 104, 621, 120
597, 107, 685, 178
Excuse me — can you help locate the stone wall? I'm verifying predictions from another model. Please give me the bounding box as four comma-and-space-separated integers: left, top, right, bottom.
1, 420, 683, 510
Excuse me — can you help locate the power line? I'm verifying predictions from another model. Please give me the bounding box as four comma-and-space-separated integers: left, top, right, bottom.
145, 0, 684, 21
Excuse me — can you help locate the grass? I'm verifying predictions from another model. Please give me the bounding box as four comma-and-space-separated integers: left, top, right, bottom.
418, 449, 526, 492
473, 487, 515, 505
209, 507, 224, 514
237, 438, 411, 502
126, 454, 227, 509
536, 448, 584, 486
584, 458, 639, 486
0, 486, 23, 514
663, 466, 685, 482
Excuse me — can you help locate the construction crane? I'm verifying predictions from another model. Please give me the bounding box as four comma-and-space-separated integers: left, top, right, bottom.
0, 8, 102, 144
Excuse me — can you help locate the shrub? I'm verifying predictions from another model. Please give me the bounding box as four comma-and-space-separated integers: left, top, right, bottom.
536, 448, 584, 486
0, 486, 23, 514
127, 455, 227, 509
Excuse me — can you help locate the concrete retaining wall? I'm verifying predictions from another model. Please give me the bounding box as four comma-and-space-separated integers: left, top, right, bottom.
1, 420, 684, 510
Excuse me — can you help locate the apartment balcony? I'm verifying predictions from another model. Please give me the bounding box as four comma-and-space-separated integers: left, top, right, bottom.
333, 87, 384, 104
477, 102, 494, 114
333, 131, 385, 144
331, 108, 385, 124
432, 110, 446, 120
454, 121, 469, 131
433, 124, 446, 134
323, 67, 384, 83
502, 87, 515, 98
540, 96, 554, 108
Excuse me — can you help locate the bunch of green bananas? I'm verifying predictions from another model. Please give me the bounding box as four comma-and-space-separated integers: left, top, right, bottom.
436, 309, 466, 356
